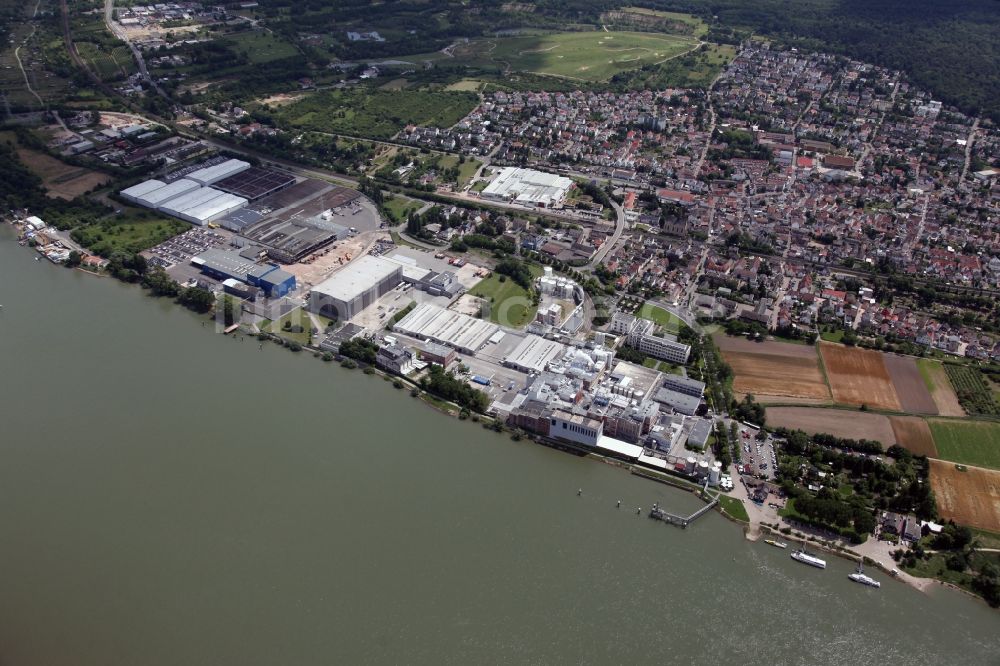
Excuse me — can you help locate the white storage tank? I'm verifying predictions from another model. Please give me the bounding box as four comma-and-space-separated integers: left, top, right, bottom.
697, 460, 710, 477
685, 456, 697, 473
709, 463, 722, 486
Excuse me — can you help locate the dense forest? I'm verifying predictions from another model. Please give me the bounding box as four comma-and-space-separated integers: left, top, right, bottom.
255, 0, 998, 120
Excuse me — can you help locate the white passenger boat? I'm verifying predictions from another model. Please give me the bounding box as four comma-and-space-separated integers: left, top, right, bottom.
790, 548, 827, 569
848, 562, 881, 588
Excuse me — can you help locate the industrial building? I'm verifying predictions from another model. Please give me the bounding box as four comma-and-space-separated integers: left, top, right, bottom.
613, 317, 691, 365
503, 334, 566, 374
159, 187, 249, 225
660, 375, 705, 398
191, 248, 259, 282
247, 264, 297, 298
308, 255, 402, 321
121, 178, 200, 207
480, 167, 574, 208
652, 387, 702, 416
628, 324, 691, 364
121, 176, 249, 225
392, 302, 500, 354
185, 159, 251, 186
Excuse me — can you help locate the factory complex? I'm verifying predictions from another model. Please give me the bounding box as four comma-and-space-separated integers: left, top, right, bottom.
479, 167, 575, 209
124, 155, 711, 486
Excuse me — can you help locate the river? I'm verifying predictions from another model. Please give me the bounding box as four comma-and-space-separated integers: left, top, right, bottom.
0, 228, 997, 665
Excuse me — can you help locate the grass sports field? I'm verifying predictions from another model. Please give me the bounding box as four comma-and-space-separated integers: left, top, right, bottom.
405, 31, 698, 81
929, 419, 1000, 470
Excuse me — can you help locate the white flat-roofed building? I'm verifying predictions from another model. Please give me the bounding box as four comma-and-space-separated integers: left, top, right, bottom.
626, 318, 690, 364
480, 167, 574, 209
178, 191, 248, 225
120, 179, 167, 204
157, 186, 248, 225
139, 178, 202, 208
121, 178, 204, 208
186, 158, 251, 186
596, 435, 643, 460
503, 334, 565, 373
308, 255, 402, 321
391, 302, 499, 354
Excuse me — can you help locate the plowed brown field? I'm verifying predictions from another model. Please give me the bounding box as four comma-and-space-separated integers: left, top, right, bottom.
819, 344, 901, 411
766, 407, 895, 445
930, 460, 1000, 532
888, 416, 937, 457
716, 336, 831, 401
883, 355, 937, 414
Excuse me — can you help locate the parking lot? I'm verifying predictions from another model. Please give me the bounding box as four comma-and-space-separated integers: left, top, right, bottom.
144, 227, 229, 274
736, 424, 778, 481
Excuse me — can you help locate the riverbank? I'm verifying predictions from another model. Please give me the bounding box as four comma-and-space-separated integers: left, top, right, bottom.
0, 220, 973, 605
5, 227, 1000, 664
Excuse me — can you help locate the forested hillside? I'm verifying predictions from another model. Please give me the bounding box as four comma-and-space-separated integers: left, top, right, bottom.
257, 0, 998, 119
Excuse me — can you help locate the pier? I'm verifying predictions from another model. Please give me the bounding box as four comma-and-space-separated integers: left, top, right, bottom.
648, 483, 719, 528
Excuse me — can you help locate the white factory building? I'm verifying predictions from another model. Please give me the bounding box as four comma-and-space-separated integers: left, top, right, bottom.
308, 255, 402, 321
392, 302, 500, 354
185, 159, 250, 185
157, 187, 248, 225
118, 159, 252, 225
480, 167, 574, 208
503, 334, 566, 374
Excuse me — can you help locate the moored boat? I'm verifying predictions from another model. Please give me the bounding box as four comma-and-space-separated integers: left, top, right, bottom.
790, 548, 827, 569
765, 538, 788, 549
849, 562, 881, 588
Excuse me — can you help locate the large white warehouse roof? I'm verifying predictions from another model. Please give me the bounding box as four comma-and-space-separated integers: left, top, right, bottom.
136, 178, 201, 207
311, 255, 401, 303
186, 159, 251, 185
503, 334, 565, 373
157, 186, 248, 224
120, 179, 166, 202
392, 302, 499, 354
481, 167, 573, 207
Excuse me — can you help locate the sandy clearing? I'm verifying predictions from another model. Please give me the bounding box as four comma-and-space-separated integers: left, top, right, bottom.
765, 407, 895, 446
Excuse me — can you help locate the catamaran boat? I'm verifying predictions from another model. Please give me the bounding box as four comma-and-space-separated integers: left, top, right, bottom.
765, 539, 788, 549
790, 548, 827, 569
848, 562, 881, 588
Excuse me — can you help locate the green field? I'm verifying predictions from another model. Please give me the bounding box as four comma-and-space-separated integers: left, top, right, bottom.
717, 494, 749, 522
272, 89, 479, 140
70, 213, 188, 256
636, 303, 684, 333
221, 31, 299, 64
929, 419, 1000, 470
469, 265, 543, 328
383, 195, 423, 222
403, 31, 698, 81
